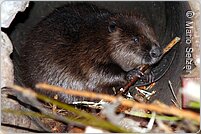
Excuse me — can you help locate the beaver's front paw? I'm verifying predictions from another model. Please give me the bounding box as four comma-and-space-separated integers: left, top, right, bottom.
126, 69, 154, 83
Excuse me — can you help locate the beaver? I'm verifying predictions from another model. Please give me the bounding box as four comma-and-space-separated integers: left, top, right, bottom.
14, 3, 162, 103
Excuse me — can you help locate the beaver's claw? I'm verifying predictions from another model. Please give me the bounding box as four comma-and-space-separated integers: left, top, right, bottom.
126, 68, 154, 83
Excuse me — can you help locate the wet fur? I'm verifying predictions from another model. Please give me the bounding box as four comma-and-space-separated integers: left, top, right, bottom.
14, 3, 161, 103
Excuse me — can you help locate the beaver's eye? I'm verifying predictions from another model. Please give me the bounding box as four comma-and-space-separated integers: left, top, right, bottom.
132, 36, 139, 43
108, 21, 117, 33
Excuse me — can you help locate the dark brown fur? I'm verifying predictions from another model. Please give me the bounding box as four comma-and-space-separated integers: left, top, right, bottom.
14, 3, 162, 103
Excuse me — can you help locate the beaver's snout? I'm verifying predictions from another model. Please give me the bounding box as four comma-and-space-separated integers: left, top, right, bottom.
150, 45, 162, 59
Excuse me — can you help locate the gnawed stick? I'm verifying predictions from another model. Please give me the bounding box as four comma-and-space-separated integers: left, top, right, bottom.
118, 37, 181, 95
34, 83, 200, 123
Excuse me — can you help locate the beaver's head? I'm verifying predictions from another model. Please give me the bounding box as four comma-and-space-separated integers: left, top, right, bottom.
107, 14, 162, 71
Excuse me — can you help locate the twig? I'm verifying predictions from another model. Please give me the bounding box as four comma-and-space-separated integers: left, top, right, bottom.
156, 120, 172, 133
147, 112, 156, 132
35, 83, 200, 123
1, 123, 47, 133
119, 37, 181, 95
9, 85, 130, 133
125, 111, 181, 121
127, 112, 156, 133
168, 80, 181, 108
171, 99, 180, 109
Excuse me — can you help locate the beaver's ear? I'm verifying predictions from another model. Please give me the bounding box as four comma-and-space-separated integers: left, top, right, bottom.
108, 21, 117, 33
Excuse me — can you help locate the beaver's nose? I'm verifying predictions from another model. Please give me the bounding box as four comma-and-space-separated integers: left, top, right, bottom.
150, 46, 162, 58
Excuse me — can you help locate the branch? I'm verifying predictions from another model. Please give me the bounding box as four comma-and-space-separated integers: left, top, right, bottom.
9, 85, 130, 133
35, 83, 200, 123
